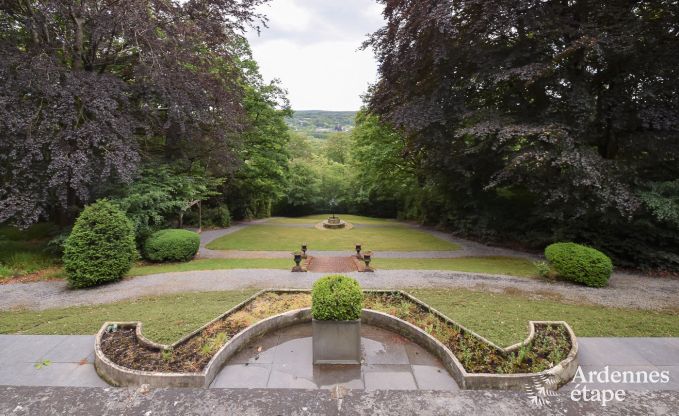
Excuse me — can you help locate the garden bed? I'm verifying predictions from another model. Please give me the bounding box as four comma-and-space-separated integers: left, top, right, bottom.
98, 290, 574, 379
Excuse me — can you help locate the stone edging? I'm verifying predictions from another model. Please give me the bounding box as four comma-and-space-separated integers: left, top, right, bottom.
94, 289, 578, 390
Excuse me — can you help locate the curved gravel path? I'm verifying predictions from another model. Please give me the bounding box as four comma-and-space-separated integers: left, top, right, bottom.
1, 269, 677, 312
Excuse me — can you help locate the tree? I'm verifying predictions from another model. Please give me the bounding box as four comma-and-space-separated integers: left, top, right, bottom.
366, 0, 679, 268
112, 166, 223, 240
224, 38, 292, 219
0, 0, 266, 226
350, 111, 418, 217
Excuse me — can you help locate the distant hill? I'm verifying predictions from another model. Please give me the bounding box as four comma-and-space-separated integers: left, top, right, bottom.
286, 110, 357, 139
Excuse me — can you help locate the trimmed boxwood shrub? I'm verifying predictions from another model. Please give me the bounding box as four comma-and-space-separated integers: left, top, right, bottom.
63, 200, 137, 289
544, 242, 613, 287
143, 229, 200, 262
311, 275, 363, 320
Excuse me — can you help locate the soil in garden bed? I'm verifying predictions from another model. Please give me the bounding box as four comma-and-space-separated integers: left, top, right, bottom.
100, 291, 571, 374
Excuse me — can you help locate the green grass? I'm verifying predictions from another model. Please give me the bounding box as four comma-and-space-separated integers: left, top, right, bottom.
128, 259, 292, 276
266, 214, 403, 225
373, 257, 538, 277
0, 290, 258, 344
206, 225, 460, 251
411, 289, 679, 347
0, 223, 62, 279
1, 288, 677, 348
0, 240, 59, 278
126, 256, 535, 278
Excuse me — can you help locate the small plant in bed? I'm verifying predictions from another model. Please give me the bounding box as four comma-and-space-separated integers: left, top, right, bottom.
100, 291, 571, 375
143, 229, 200, 262
311, 275, 363, 321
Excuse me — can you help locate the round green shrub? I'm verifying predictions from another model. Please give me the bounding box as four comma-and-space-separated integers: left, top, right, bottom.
544, 242, 613, 287
63, 200, 137, 289
311, 275, 364, 321
143, 229, 200, 262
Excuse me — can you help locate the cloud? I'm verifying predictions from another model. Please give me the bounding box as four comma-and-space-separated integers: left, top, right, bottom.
247, 0, 384, 111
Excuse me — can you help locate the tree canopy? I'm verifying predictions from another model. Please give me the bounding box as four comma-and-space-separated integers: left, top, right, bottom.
363, 0, 679, 269
0, 0, 266, 226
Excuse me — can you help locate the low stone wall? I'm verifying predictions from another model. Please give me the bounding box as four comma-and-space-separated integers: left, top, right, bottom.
94, 289, 578, 390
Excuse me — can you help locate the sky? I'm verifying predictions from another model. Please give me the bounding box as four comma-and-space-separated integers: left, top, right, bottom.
246, 0, 385, 111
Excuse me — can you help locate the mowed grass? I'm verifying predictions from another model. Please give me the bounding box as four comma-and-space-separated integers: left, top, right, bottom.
128, 259, 291, 276
373, 257, 538, 277
411, 289, 679, 347
126, 256, 536, 278
0, 290, 258, 344
1, 288, 677, 347
266, 214, 403, 225
206, 225, 460, 251
0, 224, 61, 279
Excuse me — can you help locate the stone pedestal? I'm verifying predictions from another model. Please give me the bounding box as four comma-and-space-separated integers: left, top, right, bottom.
312, 319, 361, 365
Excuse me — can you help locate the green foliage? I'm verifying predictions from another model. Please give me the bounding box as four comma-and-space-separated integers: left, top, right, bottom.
143, 229, 200, 262
544, 243, 613, 288
0, 223, 65, 278
639, 181, 679, 228
63, 200, 137, 288
112, 165, 223, 241
45, 232, 70, 257
311, 275, 364, 321
533, 261, 552, 278
208, 205, 232, 228
224, 41, 291, 220
350, 111, 418, 217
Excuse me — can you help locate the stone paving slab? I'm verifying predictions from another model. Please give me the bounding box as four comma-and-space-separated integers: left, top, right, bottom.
1, 385, 677, 415
211, 324, 457, 391
0, 335, 106, 388
1, 335, 678, 393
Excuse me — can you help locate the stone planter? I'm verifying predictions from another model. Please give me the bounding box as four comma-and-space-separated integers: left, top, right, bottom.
312, 319, 361, 365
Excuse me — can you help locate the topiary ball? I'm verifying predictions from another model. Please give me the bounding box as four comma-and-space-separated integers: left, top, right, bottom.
63, 200, 137, 289
311, 274, 364, 321
544, 242, 613, 287
143, 229, 200, 262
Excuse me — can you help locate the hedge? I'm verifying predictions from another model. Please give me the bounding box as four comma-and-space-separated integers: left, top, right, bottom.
311, 275, 363, 320
544, 242, 613, 287
143, 229, 200, 262
63, 200, 137, 288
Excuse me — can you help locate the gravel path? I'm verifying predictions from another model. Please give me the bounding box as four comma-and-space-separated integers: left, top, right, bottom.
2, 269, 677, 311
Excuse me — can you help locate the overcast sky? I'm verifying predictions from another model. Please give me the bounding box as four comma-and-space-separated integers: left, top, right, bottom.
246, 0, 384, 111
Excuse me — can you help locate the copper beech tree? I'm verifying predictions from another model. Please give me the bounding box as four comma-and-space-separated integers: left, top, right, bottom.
365, 0, 679, 268
0, 0, 267, 226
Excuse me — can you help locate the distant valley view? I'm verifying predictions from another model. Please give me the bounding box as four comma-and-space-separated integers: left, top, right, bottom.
286, 110, 357, 139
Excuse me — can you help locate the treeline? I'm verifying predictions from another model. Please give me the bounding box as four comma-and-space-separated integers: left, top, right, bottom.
356, 0, 679, 271
0, 0, 290, 240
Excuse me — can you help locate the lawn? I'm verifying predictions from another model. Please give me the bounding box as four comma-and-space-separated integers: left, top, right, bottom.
411, 289, 679, 347
1, 288, 677, 347
0, 290, 258, 344
206, 225, 460, 251
128, 259, 291, 276
266, 214, 403, 225
126, 256, 535, 278
0, 224, 61, 279
373, 257, 538, 277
